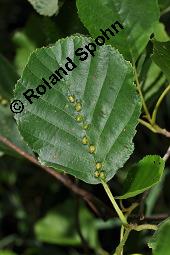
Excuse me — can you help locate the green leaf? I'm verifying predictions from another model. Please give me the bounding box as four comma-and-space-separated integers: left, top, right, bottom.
27, 0, 59, 16
13, 32, 36, 75
152, 40, 170, 82
0, 54, 18, 99
35, 212, 80, 245
76, 0, 159, 61
0, 54, 32, 156
14, 35, 141, 184
0, 251, 17, 255
0, 151, 4, 157
158, 0, 170, 11
148, 218, 170, 254
0, 106, 33, 156
117, 155, 165, 199
34, 200, 99, 247
153, 22, 170, 42
145, 172, 166, 216
143, 62, 166, 101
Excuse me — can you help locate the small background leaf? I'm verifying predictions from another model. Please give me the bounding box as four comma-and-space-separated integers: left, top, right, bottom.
0, 54, 33, 156
145, 172, 166, 216
76, 0, 159, 61
0, 54, 18, 99
148, 218, 170, 255
0, 251, 17, 255
12, 31, 36, 75
117, 155, 165, 199
27, 0, 59, 16
34, 200, 99, 248
158, 0, 170, 11
153, 22, 170, 42
0, 106, 33, 156
143, 62, 166, 102
152, 40, 170, 82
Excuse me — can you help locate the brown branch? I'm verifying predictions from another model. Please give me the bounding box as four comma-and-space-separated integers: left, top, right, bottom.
163, 146, 170, 162
129, 213, 169, 224
0, 135, 113, 220
0, 135, 169, 224
157, 127, 170, 138
138, 191, 149, 220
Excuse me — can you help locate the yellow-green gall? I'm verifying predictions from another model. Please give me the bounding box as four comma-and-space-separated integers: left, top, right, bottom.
76, 115, 84, 122
75, 102, 82, 112
100, 171, 105, 180
88, 145, 96, 154
1, 99, 8, 106
83, 123, 89, 130
95, 171, 100, 178
96, 162, 102, 170
82, 136, 89, 145
68, 95, 75, 103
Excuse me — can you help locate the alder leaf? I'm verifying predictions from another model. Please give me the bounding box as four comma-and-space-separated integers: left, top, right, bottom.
148, 218, 170, 254
152, 40, 170, 82
27, 0, 59, 16
0, 54, 18, 99
117, 155, 165, 199
14, 36, 141, 184
0, 54, 32, 156
76, 0, 159, 61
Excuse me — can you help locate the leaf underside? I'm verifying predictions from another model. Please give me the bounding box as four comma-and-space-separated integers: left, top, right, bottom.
14, 36, 141, 184
27, 0, 59, 16
0, 54, 32, 156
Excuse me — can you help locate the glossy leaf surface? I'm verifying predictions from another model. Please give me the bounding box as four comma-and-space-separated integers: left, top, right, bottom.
118, 155, 164, 199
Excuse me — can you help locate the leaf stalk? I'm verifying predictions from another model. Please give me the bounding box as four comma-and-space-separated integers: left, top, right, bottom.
101, 180, 128, 225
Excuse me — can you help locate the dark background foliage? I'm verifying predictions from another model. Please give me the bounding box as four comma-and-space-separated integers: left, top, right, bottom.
0, 0, 170, 254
